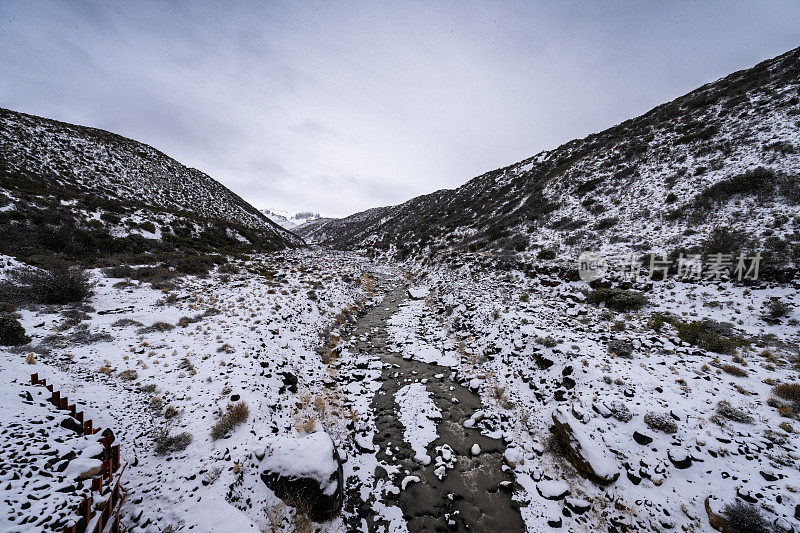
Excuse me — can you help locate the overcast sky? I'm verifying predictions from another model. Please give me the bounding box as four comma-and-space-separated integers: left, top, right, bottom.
1, 1, 799, 217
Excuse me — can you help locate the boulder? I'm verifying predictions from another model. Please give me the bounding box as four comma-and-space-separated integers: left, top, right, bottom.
550, 408, 619, 485
257, 432, 343, 520
407, 286, 430, 300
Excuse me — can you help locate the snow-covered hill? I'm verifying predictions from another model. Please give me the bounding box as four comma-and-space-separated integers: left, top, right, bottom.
306, 46, 800, 271
0, 107, 303, 259
261, 208, 321, 230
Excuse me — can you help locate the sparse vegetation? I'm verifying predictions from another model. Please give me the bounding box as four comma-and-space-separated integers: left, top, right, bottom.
722, 364, 748, 377
644, 412, 677, 433
669, 318, 748, 354
154, 427, 193, 455
772, 382, 800, 403
1, 259, 92, 304
722, 500, 772, 533
118, 369, 139, 381
211, 401, 250, 440
764, 298, 791, 320
716, 400, 754, 423
587, 288, 648, 312
0, 315, 30, 346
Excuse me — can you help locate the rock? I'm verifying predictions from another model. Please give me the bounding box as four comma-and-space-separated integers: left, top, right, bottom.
257, 432, 343, 520
550, 408, 619, 485
470, 444, 481, 456
668, 449, 692, 469
536, 480, 570, 500
608, 339, 634, 358
407, 287, 430, 300
75, 459, 103, 480
60, 416, 84, 435
565, 497, 591, 515
279, 371, 298, 394
704, 497, 734, 533
633, 431, 653, 445
401, 475, 420, 490
503, 446, 523, 468
354, 433, 374, 453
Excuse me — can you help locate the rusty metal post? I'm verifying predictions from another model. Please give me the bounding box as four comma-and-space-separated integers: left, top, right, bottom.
81, 497, 92, 525
112, 445, 120, 472
83, 419, 92, 435
51, 390, 60, 405
31, 373, 38, 384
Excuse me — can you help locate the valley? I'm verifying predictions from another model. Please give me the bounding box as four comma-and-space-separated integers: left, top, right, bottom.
2, 40, 800, 533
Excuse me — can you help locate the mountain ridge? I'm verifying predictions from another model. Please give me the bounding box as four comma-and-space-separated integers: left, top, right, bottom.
0, 107, 304, 261
302, 45, 800, 270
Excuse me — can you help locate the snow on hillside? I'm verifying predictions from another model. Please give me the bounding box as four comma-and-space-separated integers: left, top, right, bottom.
0, 107, 301, 249
305, 46, 800, 267
261, 208, 320, 230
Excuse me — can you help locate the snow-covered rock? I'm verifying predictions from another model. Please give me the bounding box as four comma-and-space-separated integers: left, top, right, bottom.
550, 408, 620, 485
255, 431, 344, 520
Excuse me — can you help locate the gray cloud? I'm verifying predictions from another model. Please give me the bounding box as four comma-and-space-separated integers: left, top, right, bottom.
1, 1, 799, 217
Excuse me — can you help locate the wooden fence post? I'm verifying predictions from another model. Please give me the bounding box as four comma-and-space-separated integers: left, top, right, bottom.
30, 373, 38, 384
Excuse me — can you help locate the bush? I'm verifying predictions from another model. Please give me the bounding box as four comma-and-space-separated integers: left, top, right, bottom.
154, 430, 193, 455
537, 249, 556, 260
2, 259, 92, 304
765, 299, 791, 320
773, 382, 800, 403
716, 400, 754, 423
644, 412, 677, 433
723, 501, 772, 533
672, 319, 748, 354
595, 216, 619, 230
698, 166, 775, 206
0, 315, 30, 346
211, 401, 250, 440
702, 227, 751, 256
587, 288, 648, 312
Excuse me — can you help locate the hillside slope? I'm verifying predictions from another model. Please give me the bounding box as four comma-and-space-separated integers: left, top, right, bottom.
0, 108, 303, 260
307, 46, 800, 269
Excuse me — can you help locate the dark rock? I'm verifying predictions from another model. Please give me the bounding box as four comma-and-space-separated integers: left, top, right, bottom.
550, 408, 619, 485
59, 417, 83, 435
667, 450, 692, 469
633, 431, 653, 446
608, 339, 634, 358
260, 433, 343, 521
279, 372, 298, 394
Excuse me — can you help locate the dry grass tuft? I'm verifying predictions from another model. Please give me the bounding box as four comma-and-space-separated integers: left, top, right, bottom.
773, 382, 800, 402
211, 400, 250, 440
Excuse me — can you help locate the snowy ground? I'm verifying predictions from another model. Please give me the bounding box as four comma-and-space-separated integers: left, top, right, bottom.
392, 256, 800, 531
2, 249, 799, 532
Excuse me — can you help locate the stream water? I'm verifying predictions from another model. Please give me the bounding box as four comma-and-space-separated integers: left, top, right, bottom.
346, 283, 524, 531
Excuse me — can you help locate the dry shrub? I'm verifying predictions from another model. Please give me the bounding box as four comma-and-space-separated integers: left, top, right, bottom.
722, 364, 748, 377
2, 259, 92, 304
644, 412, 677, 433
773, 382, 800, 402
154, 428, 193, 455
118, 369, 138, 381
211, 400, 250, 440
